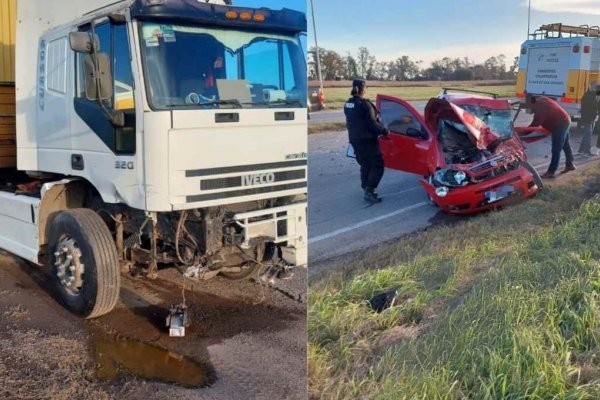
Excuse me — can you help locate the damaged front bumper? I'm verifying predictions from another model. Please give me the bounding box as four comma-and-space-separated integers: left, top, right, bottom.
422, 167, 540, 214
233, 202, 307, 267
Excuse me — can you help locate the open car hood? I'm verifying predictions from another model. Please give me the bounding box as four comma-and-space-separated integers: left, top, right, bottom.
424, 98, 501, 150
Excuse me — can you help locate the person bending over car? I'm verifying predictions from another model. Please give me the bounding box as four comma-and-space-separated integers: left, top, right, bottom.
527, 95, 575, 179
344, 80, 389, 203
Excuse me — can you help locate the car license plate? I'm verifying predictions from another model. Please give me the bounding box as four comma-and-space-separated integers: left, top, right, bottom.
485, 185, 514, 203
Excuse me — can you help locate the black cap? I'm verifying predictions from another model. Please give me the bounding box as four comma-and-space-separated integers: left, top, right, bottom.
353, 79, 366, 90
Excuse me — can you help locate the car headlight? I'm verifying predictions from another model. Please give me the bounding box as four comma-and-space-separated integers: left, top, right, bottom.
434, 168, 469, 187
435, 186, 449, 197
454, 171, 467, 185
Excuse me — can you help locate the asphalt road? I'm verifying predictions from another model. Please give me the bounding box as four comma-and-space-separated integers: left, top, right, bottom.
308, 103, 592, 264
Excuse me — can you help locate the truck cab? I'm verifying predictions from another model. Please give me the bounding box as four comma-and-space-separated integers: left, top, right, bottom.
0, 0, 307, 318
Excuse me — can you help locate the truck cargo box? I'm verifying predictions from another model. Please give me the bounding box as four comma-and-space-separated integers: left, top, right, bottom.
0, 0, 16, 84
0, 84, 15, 168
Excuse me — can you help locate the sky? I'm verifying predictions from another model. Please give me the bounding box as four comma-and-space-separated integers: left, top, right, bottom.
307, 0, 600, 66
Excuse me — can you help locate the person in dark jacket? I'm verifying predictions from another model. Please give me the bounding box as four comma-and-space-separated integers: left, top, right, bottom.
344, 80, 389, 203
578, 84, 599, 155
527, 95, 574, 179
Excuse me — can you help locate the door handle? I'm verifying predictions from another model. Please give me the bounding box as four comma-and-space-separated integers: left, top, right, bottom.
71, 154, 84, 171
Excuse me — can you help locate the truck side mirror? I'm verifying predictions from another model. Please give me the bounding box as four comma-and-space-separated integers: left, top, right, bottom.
69, 32, 98, 54
82, 53, 114, 102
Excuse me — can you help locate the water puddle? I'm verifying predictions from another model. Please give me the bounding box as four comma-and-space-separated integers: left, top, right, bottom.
92, 334, 214, 388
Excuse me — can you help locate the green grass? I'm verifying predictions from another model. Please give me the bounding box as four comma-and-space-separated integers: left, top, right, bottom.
309, 165, 600, 399
323, 85, 516, 109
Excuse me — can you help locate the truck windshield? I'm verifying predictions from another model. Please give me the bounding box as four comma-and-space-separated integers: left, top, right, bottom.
461, 106, 513, 139
140, 22, 307, 110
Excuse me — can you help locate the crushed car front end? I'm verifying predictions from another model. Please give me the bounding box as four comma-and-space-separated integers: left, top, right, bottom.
421, 152, 540, 214
424, 97, 542, 214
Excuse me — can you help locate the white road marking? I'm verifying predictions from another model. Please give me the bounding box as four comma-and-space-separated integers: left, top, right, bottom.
309, 201, 430, 244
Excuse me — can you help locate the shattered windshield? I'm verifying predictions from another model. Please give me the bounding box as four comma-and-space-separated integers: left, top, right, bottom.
140, 22, 307, 110
461, 105, 513, 139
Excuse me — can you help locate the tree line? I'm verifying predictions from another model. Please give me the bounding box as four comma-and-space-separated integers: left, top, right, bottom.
308, 46, 519, 81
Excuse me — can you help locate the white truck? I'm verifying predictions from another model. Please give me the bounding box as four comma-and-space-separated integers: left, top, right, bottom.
516, 23, 600, 119
0, 0, 308, 318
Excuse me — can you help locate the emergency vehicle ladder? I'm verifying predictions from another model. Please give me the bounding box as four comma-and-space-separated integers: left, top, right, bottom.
531, 23, 600, 40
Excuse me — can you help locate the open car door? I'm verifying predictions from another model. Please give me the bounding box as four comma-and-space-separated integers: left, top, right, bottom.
376, 95, 433, 176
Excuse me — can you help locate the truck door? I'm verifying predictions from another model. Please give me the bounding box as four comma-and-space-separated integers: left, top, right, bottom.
376, 94, 433, 176
71, 20, 136, 157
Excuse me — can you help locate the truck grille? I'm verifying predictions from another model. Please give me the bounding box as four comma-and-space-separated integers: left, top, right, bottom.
186, 159, 307, 177
185, 159, 307, 203
187, 182, 307, 203
201, 169, 306, 191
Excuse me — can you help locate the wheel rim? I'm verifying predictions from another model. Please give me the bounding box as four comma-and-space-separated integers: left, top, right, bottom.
54, 236, 85, 296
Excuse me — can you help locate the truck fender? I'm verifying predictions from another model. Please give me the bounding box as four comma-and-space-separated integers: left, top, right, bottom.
38, 178, 85, 246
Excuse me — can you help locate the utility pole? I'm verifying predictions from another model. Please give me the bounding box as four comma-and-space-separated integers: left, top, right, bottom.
309, 0, 324, 92
527, 0, 531, 38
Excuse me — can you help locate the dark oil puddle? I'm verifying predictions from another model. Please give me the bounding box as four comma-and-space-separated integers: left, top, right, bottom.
92, 334, 215, 388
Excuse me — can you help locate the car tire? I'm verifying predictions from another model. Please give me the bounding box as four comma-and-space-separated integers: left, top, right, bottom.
48, 209, 120, 319
520, 160, 544, 190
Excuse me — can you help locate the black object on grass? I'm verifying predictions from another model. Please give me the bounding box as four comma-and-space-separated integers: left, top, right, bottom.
368, 289, 399, 313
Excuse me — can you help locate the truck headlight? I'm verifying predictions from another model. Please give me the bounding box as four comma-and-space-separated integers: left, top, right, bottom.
435, 186, 449, 198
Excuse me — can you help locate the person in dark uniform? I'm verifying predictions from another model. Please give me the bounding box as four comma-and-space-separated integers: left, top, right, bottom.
344, 80, 389, 203
578, 84, 599, 155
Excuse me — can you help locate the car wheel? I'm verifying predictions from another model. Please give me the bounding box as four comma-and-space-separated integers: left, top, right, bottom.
48, 209, 120, 318
520, 160, 544, 190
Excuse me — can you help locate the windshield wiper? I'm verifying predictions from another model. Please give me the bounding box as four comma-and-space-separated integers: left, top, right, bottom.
198, 99, 243, 109
243, 99, 304, 108
163, 99, 243, 109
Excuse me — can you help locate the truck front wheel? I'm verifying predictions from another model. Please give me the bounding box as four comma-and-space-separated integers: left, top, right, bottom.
48, 209, 120, 318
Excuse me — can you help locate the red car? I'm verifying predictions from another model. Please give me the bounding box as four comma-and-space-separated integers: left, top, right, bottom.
376, 91, 549, 214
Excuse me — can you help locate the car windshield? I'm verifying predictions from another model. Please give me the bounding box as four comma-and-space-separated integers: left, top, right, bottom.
140, 22, 307, 110
461, 105, 513, 139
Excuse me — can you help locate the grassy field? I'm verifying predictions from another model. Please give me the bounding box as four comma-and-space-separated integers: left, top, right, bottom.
321, 84, 516, 109
309, 163, 600, 399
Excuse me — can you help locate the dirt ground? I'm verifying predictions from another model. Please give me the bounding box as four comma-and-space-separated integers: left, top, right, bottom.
0, 251, 307, 400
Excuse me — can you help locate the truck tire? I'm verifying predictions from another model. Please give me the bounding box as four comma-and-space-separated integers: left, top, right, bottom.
520, 160, 544, 191
48, 209, 120, 318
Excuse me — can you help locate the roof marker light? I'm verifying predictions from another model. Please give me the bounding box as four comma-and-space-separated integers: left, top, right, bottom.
240, 11, 252, 21
253, 13, 266, 22
225, 10, 238, 19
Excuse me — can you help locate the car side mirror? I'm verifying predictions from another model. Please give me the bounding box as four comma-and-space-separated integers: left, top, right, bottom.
406, 127, 427, 140
69, 32, 98, 54
83, 52, 114, 102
